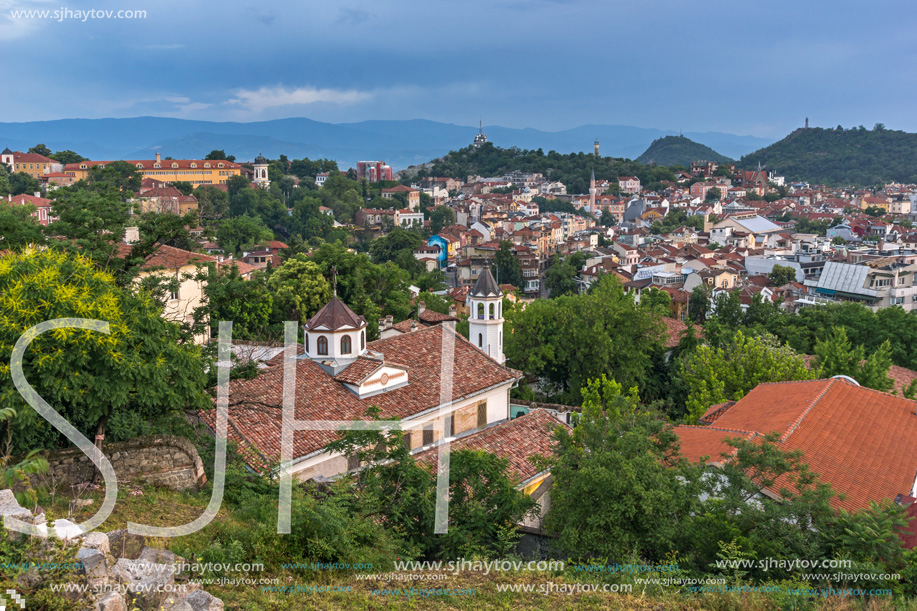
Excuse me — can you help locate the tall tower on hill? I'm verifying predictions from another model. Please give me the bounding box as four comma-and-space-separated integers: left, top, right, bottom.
594, 139, 600, 158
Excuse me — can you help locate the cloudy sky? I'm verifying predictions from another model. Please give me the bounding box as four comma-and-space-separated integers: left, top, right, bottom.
1, 0, 914, 138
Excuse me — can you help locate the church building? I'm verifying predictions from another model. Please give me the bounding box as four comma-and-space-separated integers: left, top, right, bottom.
205, 271, 521, 481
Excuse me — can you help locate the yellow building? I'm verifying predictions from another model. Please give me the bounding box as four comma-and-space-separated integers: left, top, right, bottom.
64, 152, 241, 186
1, 149, 54, 179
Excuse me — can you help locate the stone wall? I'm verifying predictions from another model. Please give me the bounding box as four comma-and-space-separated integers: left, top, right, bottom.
34, 435, 206, 493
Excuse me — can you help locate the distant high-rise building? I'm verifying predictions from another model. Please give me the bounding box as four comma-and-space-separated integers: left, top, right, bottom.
356, 161, 394, 183
473, 121, 488, 148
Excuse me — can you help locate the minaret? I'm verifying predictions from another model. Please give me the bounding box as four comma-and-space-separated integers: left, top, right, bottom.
253, 152, 270, 189
467, 266, 504, 364
589, 168, 596, 217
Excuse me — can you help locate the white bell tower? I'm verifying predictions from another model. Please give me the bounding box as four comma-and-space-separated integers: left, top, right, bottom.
467, 266, 504, 364
253, 153, 270, 189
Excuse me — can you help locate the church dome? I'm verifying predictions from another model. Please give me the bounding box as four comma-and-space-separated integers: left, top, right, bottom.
254, 154, 268, 165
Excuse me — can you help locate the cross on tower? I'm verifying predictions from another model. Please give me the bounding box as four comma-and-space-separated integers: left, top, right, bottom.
330, 265, 338, 297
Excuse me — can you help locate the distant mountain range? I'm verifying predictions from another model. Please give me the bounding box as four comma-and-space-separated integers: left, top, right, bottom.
0, 117, 772, 170
740, 127, 917, 185
636, 135, 732, 166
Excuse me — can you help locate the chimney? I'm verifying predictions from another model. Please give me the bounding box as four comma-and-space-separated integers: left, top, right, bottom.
155, 152, 161, 163
34, 191, 41, 198
378, 318, 386, 334
410, 320, 417, 332
418, 301, 426, 315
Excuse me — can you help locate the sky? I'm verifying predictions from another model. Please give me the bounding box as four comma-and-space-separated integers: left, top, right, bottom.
0, 0, 915, 139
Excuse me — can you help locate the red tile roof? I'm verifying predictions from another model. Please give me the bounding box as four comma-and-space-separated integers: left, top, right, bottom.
675, 378, 917, 511
415, 409, 567, 483
135, 244, 216, 270
201, 324, 523, 471
64, 159, 239, 170
333, 356, 389, 385
12, 152, 53, 163
673, 424, 757, 464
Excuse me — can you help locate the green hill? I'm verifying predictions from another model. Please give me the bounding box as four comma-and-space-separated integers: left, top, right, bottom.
740, 126, 917, 185
636, 135, 732, 166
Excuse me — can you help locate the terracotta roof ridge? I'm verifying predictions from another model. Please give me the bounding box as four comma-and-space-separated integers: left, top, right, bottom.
677, 423, 757, 437
780, 378, 835, 443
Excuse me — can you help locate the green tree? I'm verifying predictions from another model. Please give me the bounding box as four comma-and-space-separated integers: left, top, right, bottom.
544, 252, 586, 298
0, 249, 209, 453
814, 327, 894, 392
493, 241, 523, 288
47, 188, 131, 270
195, 185, 231, 223
368, 227, 422, 264
831, 236, 848, 245
546, 377, 705, 561
27, 144, 52, 157
688, 432, 838, 581
599, 209, 616, 227
50, 150, 87, 165
266, 255, 332, 321
205, 149, 236, 162
0, 203, 45, 250
679, 331, 813, 421
327, 410, 537, 560
87, 161, 141, 193
768, 264, 797, 287
202, 264, 273, 340
216, 215, 273, 256
705, 187, 722, 202
8, 172, 40, 196
310, 242, 414, 339
0, 163, 10, 196
135, 211, 201, 252
506, 274, 663, 403
428, 206, 455, 235
687, 285, 709, 323
640, 287, 672, 317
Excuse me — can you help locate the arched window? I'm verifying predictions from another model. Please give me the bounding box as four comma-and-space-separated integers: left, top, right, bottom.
305, 334, 310, 353
361, 330, 365, 350
489, 303, 495, 319
499, 332, 502, 348
317, 336, 328, 355
478, 333, 483, 348
499, 302, 502, 318
477, 303, 484, 319
341, 335, 352, 354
